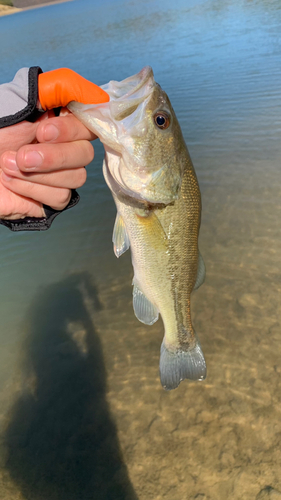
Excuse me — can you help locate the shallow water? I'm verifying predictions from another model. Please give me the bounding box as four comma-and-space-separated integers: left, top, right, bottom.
0, 0, 281, 498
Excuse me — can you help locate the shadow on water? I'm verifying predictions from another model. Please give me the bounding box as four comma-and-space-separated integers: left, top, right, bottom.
4, 273, 137, 500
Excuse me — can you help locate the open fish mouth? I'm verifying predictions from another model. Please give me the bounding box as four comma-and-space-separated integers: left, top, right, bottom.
68, 67, 183, 205
68, 66, 155, 148
101, 66, 154, 103
100, 66, 156, 144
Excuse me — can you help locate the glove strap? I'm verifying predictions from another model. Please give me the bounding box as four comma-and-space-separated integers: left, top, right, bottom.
0, 189, 80, 232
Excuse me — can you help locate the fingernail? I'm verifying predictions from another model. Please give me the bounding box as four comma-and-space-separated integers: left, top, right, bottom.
24, 151, 43, 169
43, 124, 59, 142
1, 172, 12, 182
2, 152, 18, 172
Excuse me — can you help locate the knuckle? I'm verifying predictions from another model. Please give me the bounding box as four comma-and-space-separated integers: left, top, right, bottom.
57, 189, 71, 209
23, 180, 36, 194
49, 188, 71, 211
76, 168, 87, 188
48, 114, 81, 142
57, 148, 68, 168
72, 141, 94, 166
85, 142, 94, 163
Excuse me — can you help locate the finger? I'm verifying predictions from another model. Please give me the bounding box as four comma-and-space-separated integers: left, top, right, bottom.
0, 122, 37, 157
14, 140, 94, 173
1, 164, 87, 189
0, 111, 55, 157
1, 172, 72, 211
2, 196, 45, 219
36, 111, 97, 144
0, 183, 45, 219
1, 197, 45, 219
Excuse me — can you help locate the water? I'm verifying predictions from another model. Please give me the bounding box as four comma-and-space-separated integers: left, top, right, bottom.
0, 0, 281, 498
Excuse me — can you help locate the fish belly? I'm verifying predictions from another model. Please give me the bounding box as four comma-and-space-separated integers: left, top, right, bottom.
113, 167, 206, 390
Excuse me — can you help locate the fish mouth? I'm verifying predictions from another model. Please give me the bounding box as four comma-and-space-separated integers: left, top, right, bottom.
68, 66, 155, 147
101, 66, 154, 103
68, 67, 181, 205
101, 66, 155, 129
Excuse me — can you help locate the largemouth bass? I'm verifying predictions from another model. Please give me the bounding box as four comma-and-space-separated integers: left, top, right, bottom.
68, 67, 206, 390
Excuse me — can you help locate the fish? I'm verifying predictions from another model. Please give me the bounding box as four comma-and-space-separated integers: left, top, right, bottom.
68, 66, 206, 390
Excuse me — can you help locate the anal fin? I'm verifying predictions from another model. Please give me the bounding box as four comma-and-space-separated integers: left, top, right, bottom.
112, 213, 130, 258
133, 282, 159, 326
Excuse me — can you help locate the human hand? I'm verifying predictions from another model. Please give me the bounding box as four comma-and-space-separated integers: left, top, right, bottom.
0, 67, 109, 224
0, 109, 96, 220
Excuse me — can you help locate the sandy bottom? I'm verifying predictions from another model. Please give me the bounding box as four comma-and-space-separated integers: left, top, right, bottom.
0, 230, 281, 500
0, 162, 281, 499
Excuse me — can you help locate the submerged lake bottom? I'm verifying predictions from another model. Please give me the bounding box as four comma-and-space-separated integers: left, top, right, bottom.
1, 153, 281, 500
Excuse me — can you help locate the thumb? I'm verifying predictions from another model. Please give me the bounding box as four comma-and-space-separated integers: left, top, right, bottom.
38, 68, 109, 111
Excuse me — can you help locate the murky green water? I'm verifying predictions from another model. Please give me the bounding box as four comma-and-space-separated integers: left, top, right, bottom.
0, 0, 281, 498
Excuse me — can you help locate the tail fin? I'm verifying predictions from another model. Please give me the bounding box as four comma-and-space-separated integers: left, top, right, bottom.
159, 338, 206, 391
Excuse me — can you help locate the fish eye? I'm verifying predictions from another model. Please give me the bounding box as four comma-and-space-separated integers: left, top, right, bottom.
154, 112, 170, 130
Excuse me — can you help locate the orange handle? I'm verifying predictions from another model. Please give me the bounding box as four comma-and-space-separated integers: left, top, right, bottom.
38, 68, 109, 110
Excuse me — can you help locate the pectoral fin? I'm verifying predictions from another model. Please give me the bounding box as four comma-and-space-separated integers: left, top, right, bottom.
193, 251, 206, 291
112, 213, 130, 258
133, 282, 159, 326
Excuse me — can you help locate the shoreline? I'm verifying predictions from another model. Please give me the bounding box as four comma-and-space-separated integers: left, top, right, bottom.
0, 0, 73, 16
